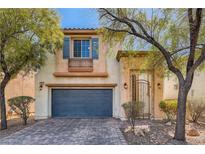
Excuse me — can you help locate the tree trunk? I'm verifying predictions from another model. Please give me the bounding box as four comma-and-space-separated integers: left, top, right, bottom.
174, 85, 189, 141
23, 116, 27, 125
0, 75, 10, 130
0, 86, 7, 130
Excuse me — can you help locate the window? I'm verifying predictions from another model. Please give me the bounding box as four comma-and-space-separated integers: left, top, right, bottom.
73, 39, 90, 58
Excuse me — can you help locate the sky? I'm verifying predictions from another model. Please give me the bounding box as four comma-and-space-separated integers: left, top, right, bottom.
57, 8, 99, 28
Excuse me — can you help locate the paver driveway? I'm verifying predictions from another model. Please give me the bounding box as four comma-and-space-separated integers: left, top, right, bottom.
0, 118, 126, 145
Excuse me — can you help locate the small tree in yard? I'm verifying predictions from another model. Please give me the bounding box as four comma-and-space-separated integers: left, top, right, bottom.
0, 9, 63, 129
99, 8, 205, 141
187, 98, 205, 123
8, 96, 35, 125
122, 101, 143, 131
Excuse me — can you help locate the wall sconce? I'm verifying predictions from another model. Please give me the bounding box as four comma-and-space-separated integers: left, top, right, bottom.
124, 83, 128, 89
157, 83, 161, 89
39, 82, 44, 91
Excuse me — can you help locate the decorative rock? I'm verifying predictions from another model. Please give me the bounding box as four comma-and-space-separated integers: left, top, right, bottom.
165, 121, 172, 126
168, 131, 174, 137
134, 129, 145, 136
134, 125, 150, 136
124, 125, 150, 136
187, 129, 200, 136
124, 126, 132, 133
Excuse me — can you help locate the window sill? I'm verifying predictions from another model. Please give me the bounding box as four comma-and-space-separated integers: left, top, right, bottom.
68, 66, 93, 72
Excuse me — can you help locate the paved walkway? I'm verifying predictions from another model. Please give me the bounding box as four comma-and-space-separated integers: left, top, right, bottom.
0, 118, 126, 145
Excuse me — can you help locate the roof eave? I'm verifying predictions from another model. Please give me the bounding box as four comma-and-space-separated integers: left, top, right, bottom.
116, 50, 150, 61
62, 28, 98, 35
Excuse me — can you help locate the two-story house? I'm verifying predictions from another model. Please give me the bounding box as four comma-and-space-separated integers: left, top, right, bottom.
35, 28, 164, 120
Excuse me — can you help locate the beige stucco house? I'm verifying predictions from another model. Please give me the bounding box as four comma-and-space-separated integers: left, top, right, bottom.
35, 28, 164, 120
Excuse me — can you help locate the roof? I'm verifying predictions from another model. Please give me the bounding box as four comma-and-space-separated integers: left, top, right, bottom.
116, 50, 149, 61
63, 28, 97, 30
62, 28, 98, 35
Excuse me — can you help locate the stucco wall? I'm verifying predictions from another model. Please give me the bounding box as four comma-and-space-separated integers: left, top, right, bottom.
118, 56, 164, 119
153, 69, 164, 119
35, 52, 122, 119
55, 35, 107, 73
5, 73, 35, 119
163, 71, 205, 100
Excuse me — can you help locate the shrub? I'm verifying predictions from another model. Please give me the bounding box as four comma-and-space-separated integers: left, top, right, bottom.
187, 98, 205, 123
159, 99, 177, 121
8, 96, 35, 125
122, 101, 144, 131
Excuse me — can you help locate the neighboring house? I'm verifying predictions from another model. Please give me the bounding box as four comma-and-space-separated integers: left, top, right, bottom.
163, 71, 205, 101
35, 28, 164, 120
5, 73, 35, 119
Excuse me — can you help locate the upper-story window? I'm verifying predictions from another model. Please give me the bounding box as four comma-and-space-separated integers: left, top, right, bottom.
63, 36, 99, 60
73, 39, 90, 58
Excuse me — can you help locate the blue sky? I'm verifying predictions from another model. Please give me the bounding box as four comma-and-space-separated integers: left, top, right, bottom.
57, 8, 99, 28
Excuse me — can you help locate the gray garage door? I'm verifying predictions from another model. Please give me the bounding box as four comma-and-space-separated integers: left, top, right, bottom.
52, 89, 113, 118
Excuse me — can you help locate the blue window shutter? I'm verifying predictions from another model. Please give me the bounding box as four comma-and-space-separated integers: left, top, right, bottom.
63, 37, 70, 59
92, 38, 99, 59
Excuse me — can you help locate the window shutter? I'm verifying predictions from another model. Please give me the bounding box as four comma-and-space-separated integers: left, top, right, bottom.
92, 38, 99, 59
63, 37, 70, 59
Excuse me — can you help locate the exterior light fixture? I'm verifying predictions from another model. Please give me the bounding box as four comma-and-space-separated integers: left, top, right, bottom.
124, 83, 128, 89
39, 82, 44, 91
157, 83, 161, 89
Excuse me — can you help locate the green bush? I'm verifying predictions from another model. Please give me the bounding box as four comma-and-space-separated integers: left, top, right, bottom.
122, 101, 144, 131
8, 96, 35, 125
159, 99, 177, 121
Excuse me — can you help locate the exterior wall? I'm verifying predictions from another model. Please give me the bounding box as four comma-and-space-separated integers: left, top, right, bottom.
35, 30, 164, 120
55, 35, 106, 74
5, 73, 35, 119
118, 56, 164, 119
163, 71, 205, 100
35, 35, 122, 119
153, 69, 164, 119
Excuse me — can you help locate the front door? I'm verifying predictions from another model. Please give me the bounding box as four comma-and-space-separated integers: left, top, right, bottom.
130, 71, 152, 118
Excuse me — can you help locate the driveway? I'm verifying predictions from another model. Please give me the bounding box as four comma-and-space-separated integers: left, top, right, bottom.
0, 118, 127, 145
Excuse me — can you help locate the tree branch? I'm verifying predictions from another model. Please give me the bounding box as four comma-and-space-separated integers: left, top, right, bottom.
187, 8, 202, 73
100, 8, 184, 81
187, 44, 205, 79
171, 44, 203, 56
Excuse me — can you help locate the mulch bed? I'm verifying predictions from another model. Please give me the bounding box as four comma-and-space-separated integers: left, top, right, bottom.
120, 120, 205, 145
0, 118, 36, 139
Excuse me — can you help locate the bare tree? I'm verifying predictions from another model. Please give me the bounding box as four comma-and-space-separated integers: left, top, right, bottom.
98, 8, 205, 141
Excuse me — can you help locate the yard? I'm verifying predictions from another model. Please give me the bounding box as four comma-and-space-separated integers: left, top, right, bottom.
1, 118, 205, 145
120, 119, 205, 145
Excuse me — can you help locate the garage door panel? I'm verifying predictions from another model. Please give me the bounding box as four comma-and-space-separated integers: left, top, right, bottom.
52, 89, 112, 117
